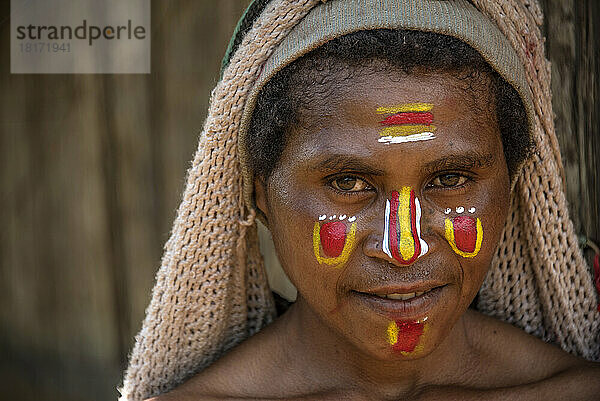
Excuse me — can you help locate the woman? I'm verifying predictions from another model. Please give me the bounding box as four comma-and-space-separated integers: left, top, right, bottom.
120, 1, 600, 400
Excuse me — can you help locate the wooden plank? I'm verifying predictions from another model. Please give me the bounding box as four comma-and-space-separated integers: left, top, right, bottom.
541, 0, 581, 229
573, 0, 600, 247
542, 0, 600, 252
0, 71, 123, 400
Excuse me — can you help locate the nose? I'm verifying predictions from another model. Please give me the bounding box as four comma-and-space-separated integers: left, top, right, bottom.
364, 187, 429, 266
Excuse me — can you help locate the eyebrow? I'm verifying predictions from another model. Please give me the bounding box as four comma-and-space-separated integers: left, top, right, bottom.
311, 154, 386, 176
421, 152, 496, 174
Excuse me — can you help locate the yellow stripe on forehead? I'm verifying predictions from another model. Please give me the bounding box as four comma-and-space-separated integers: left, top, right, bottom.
376, 103, 434, 114
379, 125, 437, 137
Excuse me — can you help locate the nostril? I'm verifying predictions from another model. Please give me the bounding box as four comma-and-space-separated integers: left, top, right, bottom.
363, 234, 383, 257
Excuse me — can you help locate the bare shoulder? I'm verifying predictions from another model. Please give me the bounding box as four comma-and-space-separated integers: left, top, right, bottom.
461, 309, 600, 398
464, 309, 582, 370
146, 328, 282, 401
144, 315, 335, 401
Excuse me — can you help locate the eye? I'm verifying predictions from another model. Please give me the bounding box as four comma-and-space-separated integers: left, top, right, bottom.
330, 176, 371, 192
429, 173, 469, 188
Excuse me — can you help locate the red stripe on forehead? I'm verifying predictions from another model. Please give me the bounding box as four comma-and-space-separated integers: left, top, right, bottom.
380, 112, 434, 126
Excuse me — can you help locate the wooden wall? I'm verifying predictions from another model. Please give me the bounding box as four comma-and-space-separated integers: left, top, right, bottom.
541, 0, 599, 258
0, 1, 597, 400
0, 1, 251, 400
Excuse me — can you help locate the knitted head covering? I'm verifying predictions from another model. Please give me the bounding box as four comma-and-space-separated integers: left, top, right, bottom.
119, 1, 600, 399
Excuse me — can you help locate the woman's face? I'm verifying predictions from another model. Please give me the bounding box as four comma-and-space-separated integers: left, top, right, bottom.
256, 66, 511, 360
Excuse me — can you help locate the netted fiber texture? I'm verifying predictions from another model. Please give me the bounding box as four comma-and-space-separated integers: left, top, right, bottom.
118, 1, 321, 400
119, 1, 600, 400
471, 0, 600, 360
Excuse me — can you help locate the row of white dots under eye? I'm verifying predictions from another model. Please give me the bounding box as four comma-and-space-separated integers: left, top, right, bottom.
319, 215, 357, 222
319, 208, 473, 221
444, 207, 476, 215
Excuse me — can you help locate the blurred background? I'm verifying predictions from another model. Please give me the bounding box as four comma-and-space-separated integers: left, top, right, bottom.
0, 1, 598, 400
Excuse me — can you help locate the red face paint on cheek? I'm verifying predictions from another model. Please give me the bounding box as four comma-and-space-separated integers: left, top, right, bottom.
452, 216, 478, 253
320, 221, 347, 257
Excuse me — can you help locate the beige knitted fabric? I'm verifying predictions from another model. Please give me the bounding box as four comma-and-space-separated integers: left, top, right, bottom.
471, 0, 599, 359
119, 1, 600, 400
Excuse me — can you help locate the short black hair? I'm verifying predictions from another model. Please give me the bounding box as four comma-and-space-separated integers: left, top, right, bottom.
247, 29, 532, 180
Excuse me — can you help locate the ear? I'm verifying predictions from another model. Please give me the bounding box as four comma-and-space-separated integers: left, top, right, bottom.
254, 176, 269, 226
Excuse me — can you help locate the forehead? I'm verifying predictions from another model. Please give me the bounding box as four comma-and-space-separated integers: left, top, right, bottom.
284, 69, 501, 165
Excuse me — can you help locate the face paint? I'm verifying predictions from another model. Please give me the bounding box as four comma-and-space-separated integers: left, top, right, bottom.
313, 215, 357, 268
386, 318, 429, 354
320, 221, 346, 257
376, 103, 433, 114
444, 207, 483, 258
376, 103, 436, 144
382, 187, 428, 265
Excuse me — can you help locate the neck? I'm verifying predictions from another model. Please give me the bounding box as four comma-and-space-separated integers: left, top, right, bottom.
278, 296, 476, 398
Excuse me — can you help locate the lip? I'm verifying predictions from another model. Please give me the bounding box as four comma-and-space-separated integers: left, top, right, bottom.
357, 281, 447, 295
351, 284, 446, 320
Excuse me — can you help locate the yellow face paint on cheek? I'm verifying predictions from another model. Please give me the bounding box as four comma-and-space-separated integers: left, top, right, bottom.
444, 214, 483, 258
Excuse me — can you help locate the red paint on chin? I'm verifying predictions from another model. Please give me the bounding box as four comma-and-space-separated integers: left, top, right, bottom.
453, 216, 477, 253
320, 221, 347, 257
393, 321, 425, 353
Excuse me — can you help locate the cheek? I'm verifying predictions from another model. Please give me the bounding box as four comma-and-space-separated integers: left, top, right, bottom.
265, 189, 358, 303
313, 216, 358, 268
436, 187, 509, 292
444, 214, 484, 258
439, 177, 509, 260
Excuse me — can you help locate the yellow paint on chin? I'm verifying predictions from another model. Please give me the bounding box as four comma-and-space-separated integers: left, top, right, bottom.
444, 218, 483, 258
312, 222, 357, 268
398, 186, 415, 260
376, 103, 434, 114
385, 321, 430, 355
386, 321, 399, 346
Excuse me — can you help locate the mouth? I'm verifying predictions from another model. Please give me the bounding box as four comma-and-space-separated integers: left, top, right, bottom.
372, 290, 430, 300
351, 284, 447, 320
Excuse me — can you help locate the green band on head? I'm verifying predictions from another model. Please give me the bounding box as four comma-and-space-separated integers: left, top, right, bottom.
221, 0, 262, 77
